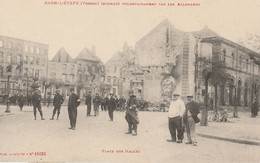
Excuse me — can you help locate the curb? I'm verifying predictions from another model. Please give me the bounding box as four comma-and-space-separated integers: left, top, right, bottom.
197, 133, 260, 146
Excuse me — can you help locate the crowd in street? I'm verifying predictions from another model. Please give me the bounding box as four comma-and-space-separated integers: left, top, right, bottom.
2, 88, 259, 147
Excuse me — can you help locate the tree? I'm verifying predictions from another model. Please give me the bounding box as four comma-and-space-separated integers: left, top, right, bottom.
39, 77, 55, 105
197, 56, 230, 126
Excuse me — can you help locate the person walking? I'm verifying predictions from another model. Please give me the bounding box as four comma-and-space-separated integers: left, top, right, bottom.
17, 91, 25, 111
32, 90, 45, 120
183, 95, 200, 146
119, 96, 126, 111
93, 92, 101, 116
125, 90, 139, 136
50, 89, 64, 120
47, 93, 51, 108
101, 96, 106, 111
68, 88, 80, 130
85, 91, 92, 117
251, 99, 259, 118
104, 95, 109, 111
167, 93, 186, 143
108, 93, 117, 121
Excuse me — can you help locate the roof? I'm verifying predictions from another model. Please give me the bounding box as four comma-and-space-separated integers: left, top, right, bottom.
76, 47, 101, 62
192, 25, 219, 38
105, 51, 126, 67
51, 47, 74, 63
201, 36, 260, 59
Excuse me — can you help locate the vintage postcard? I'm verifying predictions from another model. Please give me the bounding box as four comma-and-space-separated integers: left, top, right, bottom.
0, 0, 260, 162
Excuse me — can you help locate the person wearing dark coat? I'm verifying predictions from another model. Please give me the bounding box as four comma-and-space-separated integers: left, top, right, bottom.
101, 96, 106, 111
27, 93, 32, 106
85, 91, 92, 117
68, 88, 80, 130
119, 96, 126, 111
32, 90, 45, 120
125, 90, 139, 136
93, 93, 102, 116
50, 90, 64, 120
108, 93, 117, 121
17, 91, 25, 111
104, 95, 109, 111
183, 95, 200, 146
251, 99, 259, 118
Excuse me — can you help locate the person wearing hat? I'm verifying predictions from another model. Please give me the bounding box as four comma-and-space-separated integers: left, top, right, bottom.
68, 88, 80, 130
85, 91, 92, 117
183, 95, 200, 146
32, 89, 45, 120
108, 93, 117, 121
125, 90, 139, 136
17, 91, 25, 111
167, 93, 186, 143
50, 89, 64, 120
93, 92, 101, 116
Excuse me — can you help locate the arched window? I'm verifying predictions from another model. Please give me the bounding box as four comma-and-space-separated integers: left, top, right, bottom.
244, 82, 248, 107
237, 80, 242, 106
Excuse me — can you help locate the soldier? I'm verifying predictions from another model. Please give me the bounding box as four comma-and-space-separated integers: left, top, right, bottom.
93, 92, 101, 116
100, 96, 106, 111
108, 93, 117, 121
68, 88, 80, 130
85, 91, 92, 117
47, 93, 51, 108
32, 90, 45, 120
104, 95, 109, 111
183, 95, 200, 146
119, 96, 126, 111
17, 91, 25, 111
125, 90, 139, 136
50, 89, 64, 120
166, 93, 186, 143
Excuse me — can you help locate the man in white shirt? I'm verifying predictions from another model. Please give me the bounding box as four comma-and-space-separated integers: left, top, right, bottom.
167, 93, 186, 143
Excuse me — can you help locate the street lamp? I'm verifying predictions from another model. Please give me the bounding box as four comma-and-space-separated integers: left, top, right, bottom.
5, 70, 11, 113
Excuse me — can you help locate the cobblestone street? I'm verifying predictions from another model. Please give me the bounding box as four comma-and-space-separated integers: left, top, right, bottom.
0, 105, 260, 162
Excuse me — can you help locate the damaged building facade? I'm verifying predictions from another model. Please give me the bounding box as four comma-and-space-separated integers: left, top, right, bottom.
105, 19, 260, 110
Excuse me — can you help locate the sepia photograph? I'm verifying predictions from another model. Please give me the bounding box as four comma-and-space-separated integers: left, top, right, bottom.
0, 0, 260, 162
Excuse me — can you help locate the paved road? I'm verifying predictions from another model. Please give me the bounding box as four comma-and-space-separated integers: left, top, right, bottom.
0, 105, 260, 163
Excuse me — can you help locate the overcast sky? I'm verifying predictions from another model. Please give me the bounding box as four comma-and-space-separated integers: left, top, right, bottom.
0, 0, 259, 63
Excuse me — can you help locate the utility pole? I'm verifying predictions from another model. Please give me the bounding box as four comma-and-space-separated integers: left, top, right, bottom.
5, 65, 12, 113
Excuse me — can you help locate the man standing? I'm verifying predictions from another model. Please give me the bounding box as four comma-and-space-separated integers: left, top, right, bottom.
93, 92, 101, 116
167, 93, 186, 143
68, 88, 80, 130
50, 89, 64, 120
85, 91, 92, 117
108, 93, 117, 121
251, 99, 259, 118
32, 90, 45, 120
119, 96, 126, 111
17, 91, 25, 111
183, 95, 200, 146
125, 90, 139, 136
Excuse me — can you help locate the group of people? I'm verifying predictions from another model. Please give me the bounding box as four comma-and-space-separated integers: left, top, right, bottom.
68, 88, 139, 135
85, 91, 127, 118
167, 93, 200, 146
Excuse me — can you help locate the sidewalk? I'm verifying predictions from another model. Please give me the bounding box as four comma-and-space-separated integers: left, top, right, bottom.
197, 111, 260, 146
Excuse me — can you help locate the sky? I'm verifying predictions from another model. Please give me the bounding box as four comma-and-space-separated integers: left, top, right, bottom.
0, 0, 259, 63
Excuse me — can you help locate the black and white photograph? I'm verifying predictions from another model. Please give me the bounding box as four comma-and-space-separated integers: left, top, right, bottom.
0, 0, 260, 162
